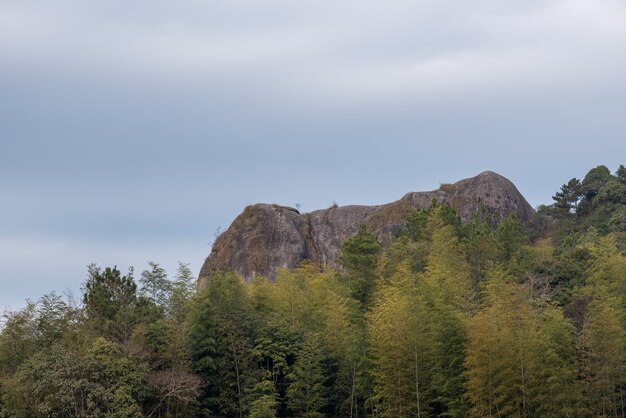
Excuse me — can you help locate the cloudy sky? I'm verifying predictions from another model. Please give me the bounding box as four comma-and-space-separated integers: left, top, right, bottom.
1, 0, 625, 309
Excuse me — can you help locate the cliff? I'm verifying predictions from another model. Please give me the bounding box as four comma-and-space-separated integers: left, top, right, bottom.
198, 171, 534, 286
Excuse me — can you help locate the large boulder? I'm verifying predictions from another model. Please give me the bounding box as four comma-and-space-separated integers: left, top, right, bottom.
198, 171, 534, 287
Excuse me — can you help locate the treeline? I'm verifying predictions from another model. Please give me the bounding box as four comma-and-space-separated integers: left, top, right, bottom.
1, 165, 625, 417
0, 263, 200, 417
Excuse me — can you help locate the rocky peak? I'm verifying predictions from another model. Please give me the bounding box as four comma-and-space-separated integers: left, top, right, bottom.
198, 171, 534, 287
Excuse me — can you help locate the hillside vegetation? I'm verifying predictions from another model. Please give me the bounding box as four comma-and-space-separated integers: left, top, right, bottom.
1, 165, 625, 417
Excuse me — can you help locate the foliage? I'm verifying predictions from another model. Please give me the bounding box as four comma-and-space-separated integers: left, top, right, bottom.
82, 265, 139, 341
338, 225, 382, 309
286, 333, 328, 417
1, 163, 625, 417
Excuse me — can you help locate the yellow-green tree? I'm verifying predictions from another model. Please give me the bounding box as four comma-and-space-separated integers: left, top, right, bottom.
368, 265, 431, 417
578, 235, 626, 417
465, 269, 579, 417
421, 206, 475, 313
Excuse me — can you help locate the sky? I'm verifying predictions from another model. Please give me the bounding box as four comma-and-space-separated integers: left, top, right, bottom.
1, 0, 626, 310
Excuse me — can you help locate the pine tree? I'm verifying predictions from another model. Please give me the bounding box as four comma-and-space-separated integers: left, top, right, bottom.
552, 178, 583, 214
82, 265, 138, 341
339, 225, 382, 309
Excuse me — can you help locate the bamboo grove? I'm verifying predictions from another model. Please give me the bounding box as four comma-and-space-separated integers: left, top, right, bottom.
1, 165, 625, 417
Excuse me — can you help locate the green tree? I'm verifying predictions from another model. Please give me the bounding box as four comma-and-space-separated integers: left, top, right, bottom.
0, 303, 37, 374
552, 178, 582, 214
581, 165, 613, 201
169, 261, 196, 321
249, 379, 278, 418
12, 345, 97, 417
188, 272, 257, 417
339, 225, 382, 309
139, 261, 172, 308
617, 164, 626, 183
187, 289, 221, 415
496, 215, 527, 263
85, 337, 147, 417
461, 216, 497, 285
287, 333, 328, 418
82, 265, 139, 341
8, 338, 148, 418
34, 292, 78, 348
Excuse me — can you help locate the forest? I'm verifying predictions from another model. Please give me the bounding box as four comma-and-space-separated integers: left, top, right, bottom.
0, 165, 625, 418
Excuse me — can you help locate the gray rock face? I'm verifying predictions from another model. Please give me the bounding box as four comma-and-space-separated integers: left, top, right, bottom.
198, 171, 534, 287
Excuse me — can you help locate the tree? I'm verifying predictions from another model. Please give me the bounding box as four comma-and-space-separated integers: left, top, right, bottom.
552, 178, 582, 214
0, 303, 37, 374
12, 345, 97, 417
419, 210, 472, 416
463, 221, 498, 285
578, 235, 626, 417
35, 292, 78, 348
144, 368, 202, 417
617, 164, 626, 183
188, 272, 257, 417
249, 379, 278, 418
427, 302, 469, 417
287, 333, 328, 417
187, 287, 221, 415
581, 165, 612, 201
465, 270, 579, 418
82, 265, 138, 341
422, 209, 475, 313
169, 262, 196, 321
85, 337, 147, 417
139, 261, 172, 308
368, 265, 430, 418
496, 215, 527, 263
339, 224, 382, 309
579, 295, 625, 417
9, 338, 148, 418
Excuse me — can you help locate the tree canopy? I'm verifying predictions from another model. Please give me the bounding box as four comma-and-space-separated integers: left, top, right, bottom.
1, 164, 625, 417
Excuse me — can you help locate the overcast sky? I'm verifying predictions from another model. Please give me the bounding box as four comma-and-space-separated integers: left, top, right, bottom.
1, 0, 625, 310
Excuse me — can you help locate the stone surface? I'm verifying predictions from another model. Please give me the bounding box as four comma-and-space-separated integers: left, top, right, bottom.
198, 171, 534, 286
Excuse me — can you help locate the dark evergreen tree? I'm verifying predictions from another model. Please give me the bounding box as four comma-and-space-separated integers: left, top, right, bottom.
287, 333, 328, 418
82, 265, 138, 341
188, 272, 258, 417
617, 164, 626, 183
552, 178, 582, 214
338, 224, 382, 310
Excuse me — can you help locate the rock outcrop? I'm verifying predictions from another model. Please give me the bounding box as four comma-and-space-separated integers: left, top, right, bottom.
199, 171, 534, 286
